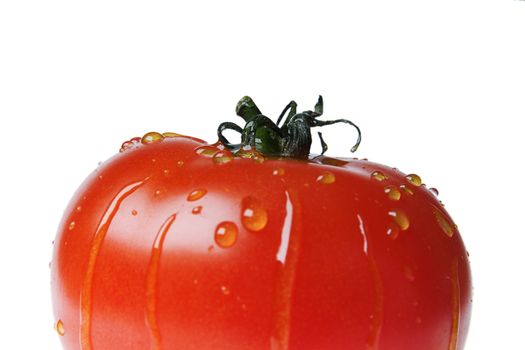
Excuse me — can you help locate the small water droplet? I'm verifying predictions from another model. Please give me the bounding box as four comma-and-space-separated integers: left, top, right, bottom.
55, 320, 65, 336
162, 132, 182, 138
214, 221, 238, 248
195, 145, 219, 158
316, 172, 336, 184
371, 171, 387, 181
177, 160, 184, 167
213, 150, 234, 164
221, 285, 231, 295
120, 141, 134, 152
272, 168, 285, 176
141, 132, 164, 144
429, 187, 439, 196
98, 175, 103, 180
241, 197, 268, 232
400, 184, 414, 195
76, 206, 82, 212
163, 169, 170, 176
405, 174, 422, 186
187, 189, 207, 201
404, 265, 415, 282
388, 210, 410, 231
154, 189, 162, 196
236, 146, 265, 162
434, 209, 454, 237
192, 206, 203, 215
131, 209, 138, 216
384, 185, 401, 200
386, 224, 400, 240
416, 316, 422, 325
69, 221, 76, 231
208, 245, 214, 252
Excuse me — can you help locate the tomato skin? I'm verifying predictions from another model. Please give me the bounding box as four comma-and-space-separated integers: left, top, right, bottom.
51, 136, 472, 350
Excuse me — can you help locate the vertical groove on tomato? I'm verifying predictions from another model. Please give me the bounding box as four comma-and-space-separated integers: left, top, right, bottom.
357, 214, 384, 350
80, 178, 149, 350
449, 257, 460, 350
272, 187, 301, 350
145, 214, 177, 350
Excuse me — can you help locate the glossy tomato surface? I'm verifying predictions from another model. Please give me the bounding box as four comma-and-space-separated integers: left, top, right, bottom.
51, 133, 472, 350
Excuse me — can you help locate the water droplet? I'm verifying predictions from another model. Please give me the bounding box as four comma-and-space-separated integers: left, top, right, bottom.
316, 172, 336, 184
76, 206, 82, 212
119, 140, 134, 152
163, 169, 170, 176
386, 224, 400, 240
384, 185, 401, 200
55, 320, 65, 336
131, 209, 138, 216
388, 210, 410, 231
141, 132, 164, 144
195, 145, 219, 157
192, 206, 203, 215
221, 285, 231, 295
154, 189, 162, 196
208, 245, 214, 252
416, 316, 422, 325
162, 132, 182, 138
434, 209, 454, 237
187, 189, 207, 201
236, 146, 265, 162
429, 187, 439, 196
405, 174, 422, 186
214, 221, 238, 248
241, 197, 268, 232
400, 184, 413, 195
272, 168, 285, 176
69, 221, 76, 231
177, 160, 184, 167
404, 265, 415, 282
371, 171, 387, 181
213, 150, 234, 164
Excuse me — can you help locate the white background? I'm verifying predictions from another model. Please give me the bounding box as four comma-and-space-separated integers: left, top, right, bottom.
1, 1, 524, 349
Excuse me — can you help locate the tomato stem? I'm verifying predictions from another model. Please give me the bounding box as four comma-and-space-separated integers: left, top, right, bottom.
217, 96, 362, 158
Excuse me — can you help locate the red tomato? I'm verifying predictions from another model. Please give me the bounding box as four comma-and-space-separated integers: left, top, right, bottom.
52, 93, 471, 350
51, 132, 471, 349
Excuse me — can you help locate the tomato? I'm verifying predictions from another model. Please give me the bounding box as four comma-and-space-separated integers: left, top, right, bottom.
51, 98, 471, 350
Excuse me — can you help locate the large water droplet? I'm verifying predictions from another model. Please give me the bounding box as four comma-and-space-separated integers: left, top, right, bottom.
316, 172, 336, 184
384, 185, 401, 200
434, 209, 454, 237
55, 320, 65, 336
187, 189, 207, 201
141, 132, 164, 144
213, 150, 234, 164
405, 174, 422, 186
241, 197, 268, 232
388, 210, 410, 231
371, 171, 387, 181
214, 221, 238, 248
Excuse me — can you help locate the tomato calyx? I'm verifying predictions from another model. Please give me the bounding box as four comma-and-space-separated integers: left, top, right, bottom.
217, 96, 362, 159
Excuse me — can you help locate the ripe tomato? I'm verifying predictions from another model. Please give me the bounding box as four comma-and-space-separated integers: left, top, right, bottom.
51, 98, 471, 350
